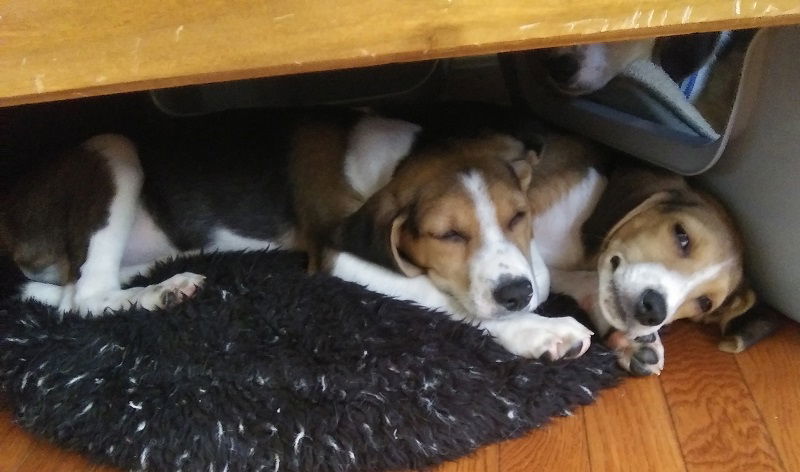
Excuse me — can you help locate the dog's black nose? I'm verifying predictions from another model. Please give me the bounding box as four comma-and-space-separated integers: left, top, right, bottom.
635, 289, 667, 326
493, 278, 533, 312
544, 54, 581, 85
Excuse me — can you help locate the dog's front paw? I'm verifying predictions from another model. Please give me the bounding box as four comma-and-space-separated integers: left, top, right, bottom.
607, 331, 664, 376
142, 272, 206, 310
487, 315, 593, 360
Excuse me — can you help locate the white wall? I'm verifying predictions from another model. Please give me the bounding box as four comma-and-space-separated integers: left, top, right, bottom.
702, 26, 800, 321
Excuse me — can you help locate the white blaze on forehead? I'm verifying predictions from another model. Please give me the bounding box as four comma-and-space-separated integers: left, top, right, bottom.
460, 171, 506, 246
460, 171, 541, 315
616, 258, 734, 319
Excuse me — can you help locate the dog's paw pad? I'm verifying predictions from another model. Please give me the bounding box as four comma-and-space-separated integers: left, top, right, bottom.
144, 273, 206, 310
634, 333, 657, 343
556, 318, 593, 358
616, 334, 664, 376
527, 317, 592, 361
632, 346, 659, 365
564, 339, 588, 359
629, 357, 656, 377
487, 315, 594, 360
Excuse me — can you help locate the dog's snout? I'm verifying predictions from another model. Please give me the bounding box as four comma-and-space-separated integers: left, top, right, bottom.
635, 289, 667, 326
492, 278, 533, 312
544, 54, 581, 85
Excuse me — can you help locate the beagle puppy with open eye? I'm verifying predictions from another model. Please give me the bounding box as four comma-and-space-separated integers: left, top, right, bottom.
1, 105, 591, 362
528, 132, 773, 375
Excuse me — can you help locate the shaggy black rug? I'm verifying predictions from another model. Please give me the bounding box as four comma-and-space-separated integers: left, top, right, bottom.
0, 251, 619, 472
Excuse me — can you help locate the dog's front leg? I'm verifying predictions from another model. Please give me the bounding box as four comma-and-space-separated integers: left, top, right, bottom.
549, 268, 600, 314
331, 252, 593, 360
550, 267, 615, 332
329, 251, 458, 314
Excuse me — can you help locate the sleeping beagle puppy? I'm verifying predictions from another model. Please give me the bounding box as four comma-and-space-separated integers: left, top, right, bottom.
1, 106, 591, 361
328, 132, 593, 360
528, 132, 773, 375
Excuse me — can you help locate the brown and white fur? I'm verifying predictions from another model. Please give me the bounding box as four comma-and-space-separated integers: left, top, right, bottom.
532, 31, 758, 133
0, 107, 591, 361
528, 132, 762, 375
2, 134, 207, 314
534, 32, 728, 97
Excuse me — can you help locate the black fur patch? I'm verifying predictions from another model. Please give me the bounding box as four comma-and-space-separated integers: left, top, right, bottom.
0, 251, 619, 472
330, 203, 400, 273
657, 32, 723, 84
381, 101, 547, 155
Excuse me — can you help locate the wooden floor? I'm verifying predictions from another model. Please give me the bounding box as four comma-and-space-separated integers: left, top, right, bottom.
1, 319, 798, 472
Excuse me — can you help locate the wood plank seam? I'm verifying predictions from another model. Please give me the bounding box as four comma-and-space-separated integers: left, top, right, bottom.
657, 375, 692, 469
653, 378, 690, 472
581, 407, 595, 471
733, 354, 789, 472
659, 322, 785, 472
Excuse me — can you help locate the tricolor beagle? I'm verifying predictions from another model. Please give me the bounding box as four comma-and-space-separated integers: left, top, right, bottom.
535, 32, 729, 97
0, 107, 591, 362
528, 132, 763, 375
533, 31, 751, 133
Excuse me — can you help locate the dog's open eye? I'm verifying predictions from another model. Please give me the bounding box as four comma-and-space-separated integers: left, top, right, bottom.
435, 230, 468, 243
697, 295, 713, 313
674, 223, 690, 256
508, 211, 527, 230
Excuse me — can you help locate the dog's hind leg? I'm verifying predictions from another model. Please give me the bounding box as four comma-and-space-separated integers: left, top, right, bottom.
51, 135, 204, 316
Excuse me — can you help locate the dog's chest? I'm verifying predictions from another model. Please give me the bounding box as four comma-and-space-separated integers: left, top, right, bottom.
533, 168, 606, 269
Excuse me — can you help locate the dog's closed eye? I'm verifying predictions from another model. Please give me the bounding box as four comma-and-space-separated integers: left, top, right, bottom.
434, 230, 469, 243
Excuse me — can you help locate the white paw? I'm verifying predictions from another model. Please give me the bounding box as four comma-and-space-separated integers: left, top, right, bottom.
486, 315, 594, 360
607, 331, 665, 376
139, 272, 206, 310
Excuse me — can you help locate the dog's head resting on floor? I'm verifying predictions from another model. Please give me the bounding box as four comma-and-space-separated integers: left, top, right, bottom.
584, 166, 754, 338
535, 32, 725, 96
333, 133, 548, 320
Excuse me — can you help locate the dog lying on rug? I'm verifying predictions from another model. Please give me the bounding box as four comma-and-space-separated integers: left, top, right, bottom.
0, 105, 590, 362
525, 132, 778, 375
0, 102, 776, 375
366, 103, 779, 376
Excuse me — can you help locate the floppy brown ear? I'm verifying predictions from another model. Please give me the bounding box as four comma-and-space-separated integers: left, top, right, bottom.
330, 189, 422, 277
581, 166, 689, 254
707, 280, 757, 333
604, 191, 671, 241
388, 214, 423, 277
706, 281, 780, 353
